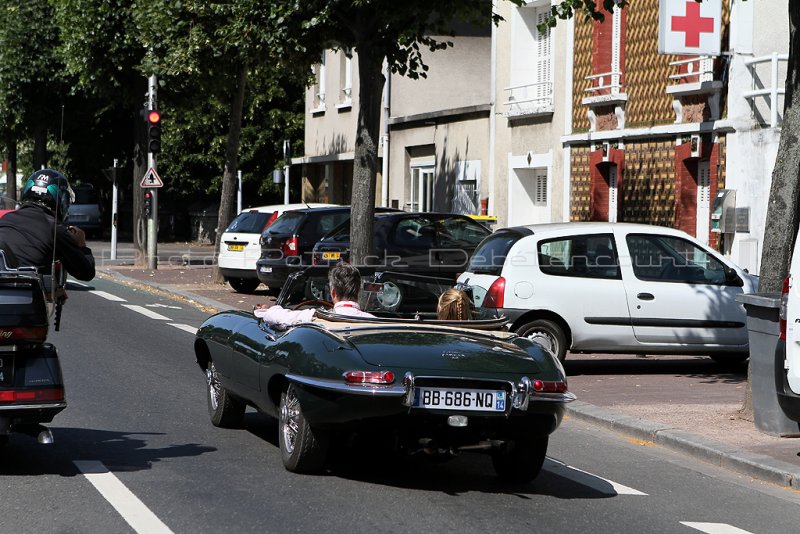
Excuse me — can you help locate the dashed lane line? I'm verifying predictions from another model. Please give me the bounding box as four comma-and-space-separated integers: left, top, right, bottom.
90, 290, 128, 302
122, 304, 172, 321
92, 290, 198, 333
680, 522, 753, 534
169, 323, 198, 335
543, 458, 648, 496
73, 460, 174, 534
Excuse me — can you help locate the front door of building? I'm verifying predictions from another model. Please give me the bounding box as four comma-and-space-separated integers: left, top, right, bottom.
410, 166, 434, 212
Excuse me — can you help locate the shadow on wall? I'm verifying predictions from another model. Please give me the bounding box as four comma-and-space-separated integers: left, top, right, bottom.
434, 135, 477, 215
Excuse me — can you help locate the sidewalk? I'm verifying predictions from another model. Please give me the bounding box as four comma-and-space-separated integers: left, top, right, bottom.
97, 262, 800, 489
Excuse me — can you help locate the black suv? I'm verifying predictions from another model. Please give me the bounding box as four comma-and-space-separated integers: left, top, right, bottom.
311, 212, 491, 280
255, 206, 399, 292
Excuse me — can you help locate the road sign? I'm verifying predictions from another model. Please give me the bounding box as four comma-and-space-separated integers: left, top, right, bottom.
658, 0, 721, 56
141, 167, 164, 188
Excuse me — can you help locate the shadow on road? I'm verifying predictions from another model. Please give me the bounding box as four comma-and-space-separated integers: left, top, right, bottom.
0, 427, 216, 476
565, 355, 747, 385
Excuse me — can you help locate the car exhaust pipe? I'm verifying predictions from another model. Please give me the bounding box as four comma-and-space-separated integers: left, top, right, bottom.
454, 440, 505, 452
37, 427, 54, 444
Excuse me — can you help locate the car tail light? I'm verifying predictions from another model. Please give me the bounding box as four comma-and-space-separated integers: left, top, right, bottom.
282, 237, 299, 257
262, 211, 278, 231
780, 276, 790, 341
483, 277, 505, 309
0, 326, 49, 343
532, 379, 568, 394
344, 370, 396, 385
0, 387, 64, 403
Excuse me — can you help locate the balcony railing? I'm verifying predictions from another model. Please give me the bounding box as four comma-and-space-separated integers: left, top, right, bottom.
584, 71, 622, 95
743, 52, 788, 128
669, 56, 714, 84
503, 81, 554, 117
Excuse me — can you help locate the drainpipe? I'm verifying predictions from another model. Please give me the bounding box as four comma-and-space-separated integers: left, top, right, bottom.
488, 0, 498, 217
381, 60, 390, 207
563, 17, 575, 222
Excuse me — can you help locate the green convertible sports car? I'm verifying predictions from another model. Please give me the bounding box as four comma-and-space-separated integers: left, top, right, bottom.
194, 268, 575, 482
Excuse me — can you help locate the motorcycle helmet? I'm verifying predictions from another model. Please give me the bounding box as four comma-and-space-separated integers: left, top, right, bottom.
21, 169, 75, 223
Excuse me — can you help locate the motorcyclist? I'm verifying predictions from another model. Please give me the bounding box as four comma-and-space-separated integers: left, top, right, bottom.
0, 169, 95, 284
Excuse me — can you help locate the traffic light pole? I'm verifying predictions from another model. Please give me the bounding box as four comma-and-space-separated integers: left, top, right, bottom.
147, 75, 158, 270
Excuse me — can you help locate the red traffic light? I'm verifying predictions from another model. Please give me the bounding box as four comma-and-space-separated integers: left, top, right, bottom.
147, 111, 161, 124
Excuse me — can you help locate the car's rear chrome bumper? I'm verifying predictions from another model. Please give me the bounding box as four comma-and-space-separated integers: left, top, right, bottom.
286, 373, 576, 409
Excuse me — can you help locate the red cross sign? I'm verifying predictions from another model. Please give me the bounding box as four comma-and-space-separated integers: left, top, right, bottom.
659, 0, 721, 56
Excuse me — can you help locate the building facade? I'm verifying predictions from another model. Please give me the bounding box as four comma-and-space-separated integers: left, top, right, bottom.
298, 1, 788, 273
490, 0, 572, 227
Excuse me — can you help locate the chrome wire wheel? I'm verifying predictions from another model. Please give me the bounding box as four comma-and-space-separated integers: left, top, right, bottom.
278, 384, 329, 473
206, 359, 245, 428
280, 386, 301, 455
207, 362, 221, 412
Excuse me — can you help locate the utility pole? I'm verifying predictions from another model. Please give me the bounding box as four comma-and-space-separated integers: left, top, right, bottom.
237, 170, 242, 214
283, 139, 290, 205
111, 159, 118, 260
147, 75, 158, 270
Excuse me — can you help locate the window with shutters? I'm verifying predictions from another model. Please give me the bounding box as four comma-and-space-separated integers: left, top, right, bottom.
533, 169, 548, 207
505, 2, 553, 118
312, 51, 327, 113
338, 49, 352, 109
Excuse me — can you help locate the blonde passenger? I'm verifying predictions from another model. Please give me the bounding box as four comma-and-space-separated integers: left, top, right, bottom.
437, 288, 473, 320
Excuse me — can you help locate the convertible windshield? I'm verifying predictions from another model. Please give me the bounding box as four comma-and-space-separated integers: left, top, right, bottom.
279, 267, 457, 319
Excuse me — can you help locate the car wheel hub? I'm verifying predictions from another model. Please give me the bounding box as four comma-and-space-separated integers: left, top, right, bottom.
207, 363, 220, 411
281, 388, 300, 454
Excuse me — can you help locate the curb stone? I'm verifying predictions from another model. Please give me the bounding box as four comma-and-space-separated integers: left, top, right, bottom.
96, 268, 228, 313
567, 403, 800, 488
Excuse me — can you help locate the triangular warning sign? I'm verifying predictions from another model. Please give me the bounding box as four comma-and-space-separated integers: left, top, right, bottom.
141, 167, 164, 188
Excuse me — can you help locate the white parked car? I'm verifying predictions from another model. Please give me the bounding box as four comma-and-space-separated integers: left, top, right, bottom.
218, 203, 335, 292
457, 222, 758, 363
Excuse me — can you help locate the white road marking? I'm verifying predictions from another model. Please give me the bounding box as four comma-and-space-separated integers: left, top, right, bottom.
122, 304, 172, 321
73, 461, 174, 534
69, 280, 89, 288
543, 458, 647, 495
169, 323, 198, 335
147, 303, 182, 310
680, 522, 753, 534
90, 290, 127, 302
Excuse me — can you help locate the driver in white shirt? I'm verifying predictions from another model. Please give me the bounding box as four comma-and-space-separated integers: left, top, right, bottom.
254, 261, 375, 326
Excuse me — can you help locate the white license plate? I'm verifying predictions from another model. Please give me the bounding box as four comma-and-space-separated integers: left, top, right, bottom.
413, 387, 506, 412
259, 266, 273, 273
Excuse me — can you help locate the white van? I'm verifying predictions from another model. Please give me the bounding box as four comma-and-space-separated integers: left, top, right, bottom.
218, 203, 335, 292
779, 241, 800, 420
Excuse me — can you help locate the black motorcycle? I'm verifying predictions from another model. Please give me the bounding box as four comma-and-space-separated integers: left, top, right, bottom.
0, 245, 67, 446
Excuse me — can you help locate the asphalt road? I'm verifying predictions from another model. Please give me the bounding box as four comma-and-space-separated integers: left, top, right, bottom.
2, 276, 800, 533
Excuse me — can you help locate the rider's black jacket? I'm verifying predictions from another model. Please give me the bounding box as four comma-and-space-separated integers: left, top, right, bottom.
0, 204, 95, 281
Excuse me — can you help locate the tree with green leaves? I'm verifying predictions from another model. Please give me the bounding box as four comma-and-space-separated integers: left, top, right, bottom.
52, 0, 156, 255
133, 1, 308, 277
0, 0, 70, 197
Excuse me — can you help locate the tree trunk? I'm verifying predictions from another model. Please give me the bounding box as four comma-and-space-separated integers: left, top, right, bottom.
6, 141, 17, 201
133, 110, 148, 266
349, 44, 385, 265
213, 64, 248, 283
741, 1, 800, 418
